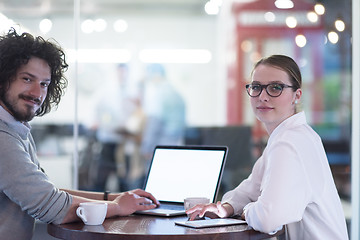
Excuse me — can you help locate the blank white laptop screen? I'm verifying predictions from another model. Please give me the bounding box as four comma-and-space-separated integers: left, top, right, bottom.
144, 146, 227, 203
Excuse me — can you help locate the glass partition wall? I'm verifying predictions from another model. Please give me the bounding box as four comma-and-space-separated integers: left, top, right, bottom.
0, 0, 355, 238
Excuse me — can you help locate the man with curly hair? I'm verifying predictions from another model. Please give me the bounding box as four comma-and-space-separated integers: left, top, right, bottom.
0, 29, 159, 240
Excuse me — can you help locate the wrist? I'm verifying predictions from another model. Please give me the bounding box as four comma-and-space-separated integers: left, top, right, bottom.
222, 203, 234, 217
241, 211, 246, 220
104, 191, 111, 200
107, 201, 121, 217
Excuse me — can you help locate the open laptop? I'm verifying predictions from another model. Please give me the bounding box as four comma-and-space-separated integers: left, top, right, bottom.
136, 145, 228, 216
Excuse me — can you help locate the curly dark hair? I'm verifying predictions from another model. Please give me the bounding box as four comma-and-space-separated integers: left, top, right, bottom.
0, 28, 68, 116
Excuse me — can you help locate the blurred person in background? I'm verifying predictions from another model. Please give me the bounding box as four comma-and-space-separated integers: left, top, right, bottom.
140, 63, 186, 173
90, 63, 143, 192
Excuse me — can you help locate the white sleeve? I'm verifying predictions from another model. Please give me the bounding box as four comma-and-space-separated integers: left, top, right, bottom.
221, 156, 265, 215
244, 140, 311, 233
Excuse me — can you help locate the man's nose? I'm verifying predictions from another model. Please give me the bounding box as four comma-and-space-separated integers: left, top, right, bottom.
28, 83, 43, 98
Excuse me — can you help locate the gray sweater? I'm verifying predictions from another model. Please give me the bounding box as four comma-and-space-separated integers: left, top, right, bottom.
0, 106, 72, 240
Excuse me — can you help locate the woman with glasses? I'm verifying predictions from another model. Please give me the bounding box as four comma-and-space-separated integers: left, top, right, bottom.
187, 55, 348, 239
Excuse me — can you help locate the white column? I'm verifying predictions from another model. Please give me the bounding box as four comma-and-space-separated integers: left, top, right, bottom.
351, 0, 360, 239
72, 0, 80, 190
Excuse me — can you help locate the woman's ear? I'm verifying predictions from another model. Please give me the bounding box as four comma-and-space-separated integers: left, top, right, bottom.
295, 88, 302, 102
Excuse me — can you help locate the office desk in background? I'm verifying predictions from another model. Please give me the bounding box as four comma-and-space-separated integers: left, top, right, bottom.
48, 215, 285, 240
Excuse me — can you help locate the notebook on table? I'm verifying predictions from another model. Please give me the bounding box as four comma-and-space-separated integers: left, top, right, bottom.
136, 145, 228, 217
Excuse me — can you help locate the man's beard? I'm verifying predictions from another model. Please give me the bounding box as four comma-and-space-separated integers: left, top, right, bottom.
1, 93, 41, 122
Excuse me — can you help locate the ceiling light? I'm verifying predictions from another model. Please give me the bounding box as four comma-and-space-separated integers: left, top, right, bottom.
94, 18, 107, 32
335, 20, 345, 32
286, 16, 297, 28
328, 31, 339, 44
139, 49, 212, 63
295, 34, 307, 48
314, 3, 325, 15
81, 19, 95, 34
113, 19, 128, 33
241, 40, 253, 53
66, 49, 131, 63
39, 18, 52, 34
307, 11, 318, 23
275, 0, 294, 9
264, 12, 276, 22
204, 1, 220, 15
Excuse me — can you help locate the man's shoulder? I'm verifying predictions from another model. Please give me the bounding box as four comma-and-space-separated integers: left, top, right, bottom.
0, 119, 21, 140
0, 119, 11, 132
0, 119, 13, 131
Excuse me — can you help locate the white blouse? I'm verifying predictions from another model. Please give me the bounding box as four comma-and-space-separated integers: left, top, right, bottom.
222, 111, 348, 239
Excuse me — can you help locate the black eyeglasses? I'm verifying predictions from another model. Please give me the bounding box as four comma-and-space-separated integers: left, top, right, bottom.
245, 83, 296, 97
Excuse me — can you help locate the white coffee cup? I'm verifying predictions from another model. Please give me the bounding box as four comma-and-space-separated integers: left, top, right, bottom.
76, 202, 108, 225
184, 197, 210, 211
